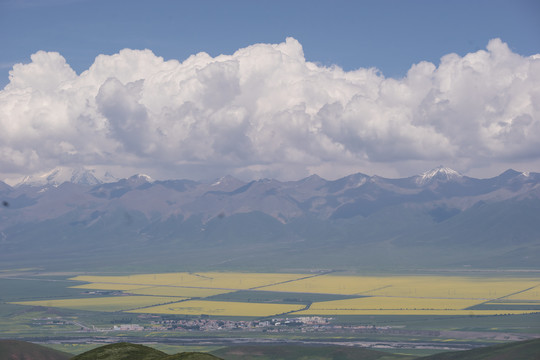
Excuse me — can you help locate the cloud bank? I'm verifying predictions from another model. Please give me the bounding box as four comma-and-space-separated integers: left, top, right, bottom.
1, 38, 539, 181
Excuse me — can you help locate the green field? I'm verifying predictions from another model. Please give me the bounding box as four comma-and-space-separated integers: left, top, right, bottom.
1, 268, 540, 357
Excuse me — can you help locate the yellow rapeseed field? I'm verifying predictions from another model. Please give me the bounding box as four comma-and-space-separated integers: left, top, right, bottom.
71, 283, 148, 291
183, 272, 309, 289
12, 296, 185, 312
13, 272, 536, 317
293, 308, 536, 316
128, 300, 305, 317
71, 273, 207, 287
304, 296, 483, 311
488, 302, 540, 305
258, 275, 392, 295
128, 286, 232, 298
259, 274, 540, 300
501, 285, 540, 301
366, 277, 539, 299
71, 272, 309, 291
70, 281, 232, 297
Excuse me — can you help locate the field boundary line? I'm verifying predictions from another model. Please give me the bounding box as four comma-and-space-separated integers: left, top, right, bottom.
249, 270, 336, 291
125, 298, 192, 312
495, 283, 540, 301
465, 282, 540, 310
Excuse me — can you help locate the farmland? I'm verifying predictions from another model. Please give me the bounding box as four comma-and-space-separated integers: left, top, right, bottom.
2, 269, 540, 357
11, 296, 186, 312
11, 271, 540, 317
128, 300, 305, 317
71, 272, 311, 290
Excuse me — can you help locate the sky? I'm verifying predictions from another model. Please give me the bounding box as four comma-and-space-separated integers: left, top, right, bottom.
0, 0, 539, 183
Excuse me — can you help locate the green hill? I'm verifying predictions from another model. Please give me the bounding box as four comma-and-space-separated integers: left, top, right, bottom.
419, 338, 540, 360
211, 344, 414, 360
4, 340, 539, 360
71, 342, 223, 360
70, 342, 167, 360
0, 339, 71, 360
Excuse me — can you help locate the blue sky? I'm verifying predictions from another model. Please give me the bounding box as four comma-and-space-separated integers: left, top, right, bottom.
2, 0, 538, 87
0, 0, 539, 182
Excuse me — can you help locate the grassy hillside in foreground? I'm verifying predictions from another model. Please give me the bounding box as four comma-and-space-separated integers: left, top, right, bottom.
0, 339, 72, 360
71, 342, 223, 360
70, 342, 166, 360
3, 340, 540, 360
211, 344, 415, 360
419, 338, 540, 360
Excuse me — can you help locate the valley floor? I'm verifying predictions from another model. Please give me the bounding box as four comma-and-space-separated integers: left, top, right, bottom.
1, 268, 540, 357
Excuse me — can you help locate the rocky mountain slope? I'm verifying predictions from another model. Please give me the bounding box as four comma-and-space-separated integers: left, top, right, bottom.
1, 167, 539, 270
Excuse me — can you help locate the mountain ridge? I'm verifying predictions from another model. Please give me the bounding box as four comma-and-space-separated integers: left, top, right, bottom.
0, 339, 71, 360
1, 166, 539, 270
7, 165, 536, 188
13, 166, 118, 187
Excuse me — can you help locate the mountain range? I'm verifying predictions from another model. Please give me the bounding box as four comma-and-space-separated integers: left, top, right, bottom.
1, 166, 539, 271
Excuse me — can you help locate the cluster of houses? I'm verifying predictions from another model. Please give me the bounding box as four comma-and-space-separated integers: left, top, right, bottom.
147, 316, 331, 331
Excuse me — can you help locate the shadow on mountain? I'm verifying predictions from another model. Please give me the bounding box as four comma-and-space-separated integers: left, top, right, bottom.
3, 339, 540, 360
0, 339, 71, 360
70, 342, 222, 360
419, 338, 540, 360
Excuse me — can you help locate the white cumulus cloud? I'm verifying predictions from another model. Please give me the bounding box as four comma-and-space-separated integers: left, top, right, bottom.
1, 38, 539, 181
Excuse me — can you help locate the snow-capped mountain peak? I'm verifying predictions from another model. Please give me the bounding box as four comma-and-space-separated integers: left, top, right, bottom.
127, 173, 154, 184
415, 166, 462, 185
212, 175, 238, 186
16, 167, 117, 187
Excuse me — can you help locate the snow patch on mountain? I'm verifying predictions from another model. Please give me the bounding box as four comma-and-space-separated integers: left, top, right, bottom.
127, 174, 154, 184
415, 166, 463, 185
15, 167, 117, 187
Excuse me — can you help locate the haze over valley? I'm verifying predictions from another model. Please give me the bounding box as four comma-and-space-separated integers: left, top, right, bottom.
1, 166, 539, 271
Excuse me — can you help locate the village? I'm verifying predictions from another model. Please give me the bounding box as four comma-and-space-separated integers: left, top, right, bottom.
33, 315, 398, 334
147, 316, 332, 332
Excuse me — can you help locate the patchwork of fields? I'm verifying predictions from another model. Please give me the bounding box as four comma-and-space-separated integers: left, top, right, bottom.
12, 272, 540, 317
